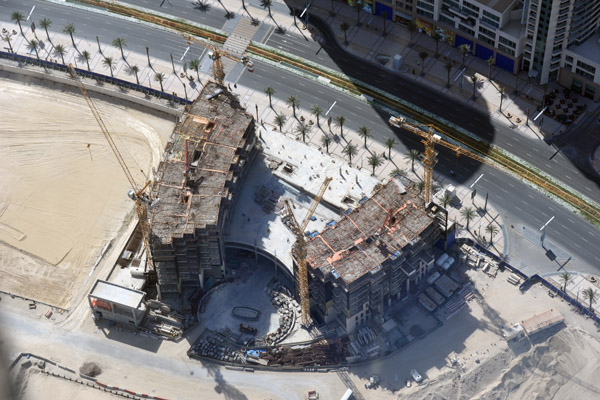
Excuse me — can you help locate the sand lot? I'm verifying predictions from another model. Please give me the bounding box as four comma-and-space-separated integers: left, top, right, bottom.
0, 79, 175, 308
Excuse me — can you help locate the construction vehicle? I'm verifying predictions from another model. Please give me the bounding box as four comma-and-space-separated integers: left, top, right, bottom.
68, 64, 155, 273
285, 177, 332, 327
239, 323, 258, 335
182, 33, 251, 86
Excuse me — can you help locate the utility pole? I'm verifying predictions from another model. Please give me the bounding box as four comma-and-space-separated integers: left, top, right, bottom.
540, 216, 554, 248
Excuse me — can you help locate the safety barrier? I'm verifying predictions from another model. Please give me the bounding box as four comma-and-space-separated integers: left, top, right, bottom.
0, 50, 192, 106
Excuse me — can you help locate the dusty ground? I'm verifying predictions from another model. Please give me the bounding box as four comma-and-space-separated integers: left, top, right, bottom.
353, 262, 600, 399
0, 78, 175, 308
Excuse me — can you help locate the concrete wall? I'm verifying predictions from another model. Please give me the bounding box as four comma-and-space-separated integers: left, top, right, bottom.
0, 60, 185, 117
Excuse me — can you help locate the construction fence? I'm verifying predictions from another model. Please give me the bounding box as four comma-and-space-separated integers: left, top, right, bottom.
0, 50, 192, 106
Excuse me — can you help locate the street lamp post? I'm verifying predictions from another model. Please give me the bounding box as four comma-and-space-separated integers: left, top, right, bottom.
469, 173, 484, 205
539, 216, 555, 248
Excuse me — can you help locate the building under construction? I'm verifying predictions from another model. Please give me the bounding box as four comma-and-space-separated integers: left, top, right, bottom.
150, 83, 257, 305
304, 178, 442, 333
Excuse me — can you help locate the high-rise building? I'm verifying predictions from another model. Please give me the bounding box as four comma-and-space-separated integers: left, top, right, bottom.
372, 0, 600, 99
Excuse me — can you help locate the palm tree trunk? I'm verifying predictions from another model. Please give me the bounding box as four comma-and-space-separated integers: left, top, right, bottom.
134, 71, 139, 85
60, 54, 65, 64
44, 28, 50, 42
159, 81, 164, 92
268, 94, 272, 108
17, 21, 24, 36
86, 59, 90, 71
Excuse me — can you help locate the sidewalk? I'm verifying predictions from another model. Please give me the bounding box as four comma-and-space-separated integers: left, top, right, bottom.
278, 0, 600, 142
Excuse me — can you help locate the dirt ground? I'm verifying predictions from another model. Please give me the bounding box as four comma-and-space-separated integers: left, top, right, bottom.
0, 78, 175, 308
353, 263, 600, 399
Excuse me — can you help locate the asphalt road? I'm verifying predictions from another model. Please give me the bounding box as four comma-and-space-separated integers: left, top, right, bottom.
0, 0, 598, 271
111, 0, 600, 206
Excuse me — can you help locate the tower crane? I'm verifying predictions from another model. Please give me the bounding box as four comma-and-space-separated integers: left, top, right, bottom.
182, 33, 251, 86
389, 115, 504, 203
284, 177, 332, 327
68, 64, 155, 273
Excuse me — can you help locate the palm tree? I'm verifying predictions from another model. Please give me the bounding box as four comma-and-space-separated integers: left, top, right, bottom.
405, 149, 420, 172
154, 72, 166, 91
39, 18, 52, 42
460, 207, 475, 230
487, 57, 494, 79
582, 287, 598, 311
486, 224, 499, 244
260, 0, 272, 18
295, 122, 309, 142
216, 0, 234, 19
381, 11, 388, 36
432, 31, 442, 57
11, 12, 25, 36
340, 22, 350, 45
417, 181, 425, 194
334, 115, 346, 137
27, 39, 40, 59
311, 104, 323, 127
320, 134, 332, 153
343, 143, 357, 166
79, 50, 91, 71
1, 31, 15, 53
444, 62, 453, 87
63, 23, 77, 49
264, 86, 275, 108
385, 137, 396, 159
440, 192, 452, 208
112, 37, 127, 60
102, 56, 114, 78
459, 44, 470, 67
408, 21, 417, 47
470, 75, 479, 98
498, 87, 505, 111
559, 272, 572, 293
354, 2, 362, 26
418, 51, 428, 75
274, 113, 286, 131
130, 65, 140, 84
358, 126, 371, 148
286, 95, 300, 117
389, 168, 405, 177
368, 154, 382, 175
188, 58, 200, 80
53, 43, 66, 64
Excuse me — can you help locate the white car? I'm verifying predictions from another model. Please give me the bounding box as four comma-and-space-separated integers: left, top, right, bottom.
410, 369, 423, 383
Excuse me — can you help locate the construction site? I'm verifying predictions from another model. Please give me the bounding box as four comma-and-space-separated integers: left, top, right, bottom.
149, 82, 258, 309
304, 179, 442, 333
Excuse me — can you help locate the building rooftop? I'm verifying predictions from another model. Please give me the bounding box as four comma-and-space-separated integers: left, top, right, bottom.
567, 32, 600, 66
90, 280, 145, 309
306, 179, 435, 286
150, 83, 253, 243
476, 0, 518, 13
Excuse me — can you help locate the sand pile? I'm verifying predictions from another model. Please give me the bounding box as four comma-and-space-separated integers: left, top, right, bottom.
0, 78, 174, 307
407, 327, 600, 399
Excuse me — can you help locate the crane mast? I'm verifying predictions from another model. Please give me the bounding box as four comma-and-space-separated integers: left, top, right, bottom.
285, 177, 332, 327
182, 33, 250, 86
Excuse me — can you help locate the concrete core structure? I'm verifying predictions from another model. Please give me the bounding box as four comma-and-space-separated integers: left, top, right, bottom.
150, 83, 258, 309
304, 178, 442, 333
